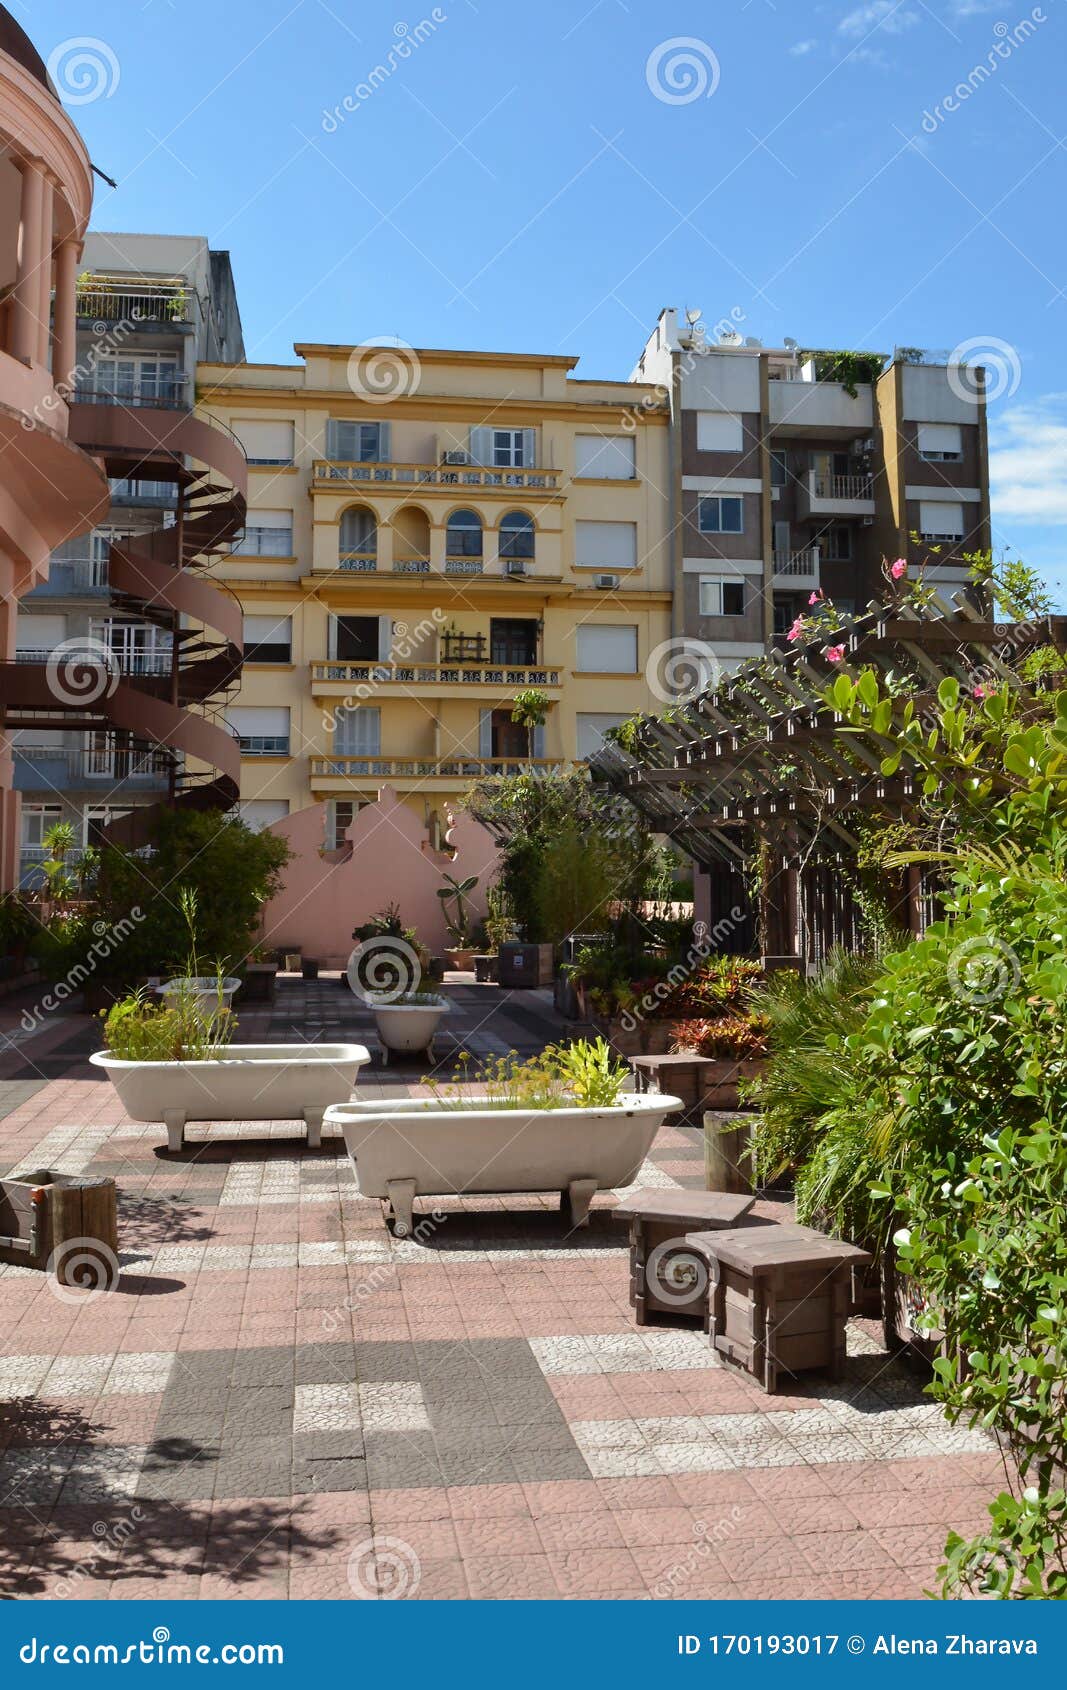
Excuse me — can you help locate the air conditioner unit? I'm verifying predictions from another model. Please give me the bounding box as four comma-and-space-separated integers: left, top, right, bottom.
505, 558, 527, 578
593, 572, 620, 590
442, 450, 470, 465
860, 437, 876, 452
862, 516, 875, 527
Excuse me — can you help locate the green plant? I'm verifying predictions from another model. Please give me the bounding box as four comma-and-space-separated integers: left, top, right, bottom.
800, 348, 886, 397
669, 1013, 770, 1061
436, 873, 478, 946
484, 883, 514, 952
428, 1038, 630, 1112
368, 990, 444, 1008
101, 987, 233, 1063
510, 688, 549, 730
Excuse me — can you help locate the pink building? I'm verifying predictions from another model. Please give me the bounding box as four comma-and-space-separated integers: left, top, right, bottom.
0, 10, 110, 889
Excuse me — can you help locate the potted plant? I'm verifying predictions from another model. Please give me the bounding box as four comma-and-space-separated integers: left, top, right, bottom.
327, 1039, 682, 1237
158, 889, 241, 1015
91, 985, 369, 1153
436, 872, 479, 971
366, 989, 450, 1066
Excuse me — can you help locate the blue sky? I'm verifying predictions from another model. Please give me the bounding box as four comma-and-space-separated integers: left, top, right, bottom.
27, 0, 1067, 600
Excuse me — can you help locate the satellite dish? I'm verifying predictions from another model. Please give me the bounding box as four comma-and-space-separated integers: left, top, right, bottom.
685, 307, 703, 325
783, 336, 799, 352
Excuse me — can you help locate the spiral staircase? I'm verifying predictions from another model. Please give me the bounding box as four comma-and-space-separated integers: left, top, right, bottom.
0, 399, 248, 846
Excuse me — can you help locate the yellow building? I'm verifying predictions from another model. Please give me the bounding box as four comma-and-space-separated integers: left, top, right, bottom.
197, 343, 671, 846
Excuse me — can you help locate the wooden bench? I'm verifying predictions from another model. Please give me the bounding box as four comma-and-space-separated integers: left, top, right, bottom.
612, 1188, 756, 1325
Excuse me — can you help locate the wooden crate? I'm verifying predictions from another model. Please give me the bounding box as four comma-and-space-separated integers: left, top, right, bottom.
689, 1223, 871, 1393
612, 1188, 755, 1325
0, 1170, 118, 1289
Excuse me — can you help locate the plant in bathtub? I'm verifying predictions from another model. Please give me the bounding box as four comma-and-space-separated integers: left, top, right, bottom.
328, 1036, 680, 1237
101, 987, 234, 1063
367, 990, 450, 1066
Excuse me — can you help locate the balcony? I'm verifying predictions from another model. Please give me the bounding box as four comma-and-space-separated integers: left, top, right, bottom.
799, 470, 875, 520
239, 736, 290, 757
772, 548, 820, 586
13, 746, 170, 790
310, 754, 565, 791
109, 477, 178, 509
76, 277, 192, 328
14, 647, 172, 676
24, 552, 110, 598
768, 380, 874, 436
74, 377, 191, 411
310, 661, 562, 697
313, 460, 562, 495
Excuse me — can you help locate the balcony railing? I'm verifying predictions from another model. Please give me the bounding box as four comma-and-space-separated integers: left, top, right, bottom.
812, 472, 873, 501
394, 559, 431, 576
27, 556, 110, 596
314, 460, 561, 491
109, 477, 177, 506
74, 378, 190, 411
311, 755, 565, 781
14, 647, 172, 676
773, 549, 820, 578
445, 558, 483, 576
13, 746, 170, 784
311, 662, 561, 688
76, 280, 191, 326
338, 553, 377, 573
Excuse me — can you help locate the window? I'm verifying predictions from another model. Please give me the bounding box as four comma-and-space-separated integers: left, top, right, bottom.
469, 427, 536, 470
234, 510, 293, 557
239, 800, 290, 832
576, 713, 628, 760
499, 511, 535, 560
699, 578, 746, 617
88, 352, 182, 406
227, 706, 290, 756
84, 805, 132, 848
493, 430, 525, 467
576, 625, 638, 673
696, 412, 744, 453
773, 598, 797, 639
15, 614, 66, 654
574, 435, 636, 480
770, 451, 788, 488
919, 500, 965, 540
698, 496, 743, 535
89, 619, 172, 674
326, 799, 359, 849
815, 525, 852, 562
917, 423, 962, 462
333, 707, 381, 757
243, 614, 292, 664
490, 618, 539, 666
20, 804, 62, 848
339, 507, 377, 562
574, 521, 638, 571
331, 615, 383, 662
234, 420, 295, 466
326, 420, 388, 462
446, 510, 483, 557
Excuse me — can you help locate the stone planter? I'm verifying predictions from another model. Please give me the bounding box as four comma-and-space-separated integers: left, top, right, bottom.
444, 947, 475, 973
90, 1043, 369, 1152
159, 976, 241, 1016
497, 943, 554, 988
371, 997, 449, 1066
329, 1090, 683, 1238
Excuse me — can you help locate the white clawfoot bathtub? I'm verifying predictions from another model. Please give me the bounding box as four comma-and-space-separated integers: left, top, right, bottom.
327, 1092, 682, 1236
91, 1044, 370, 1151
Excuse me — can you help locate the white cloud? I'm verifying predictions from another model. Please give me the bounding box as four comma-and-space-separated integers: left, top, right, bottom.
839, 2, 921, 36
990, 396, 1067, 525
952, 1, 999, 15
789, 38, 819, 55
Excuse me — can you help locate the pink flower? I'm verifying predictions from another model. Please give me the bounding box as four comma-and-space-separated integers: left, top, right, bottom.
973, 683, 986, 699
808, 590, 822, 606
825, 645, 846, 664
890, 558, 907, 580
786, 618, 805, 644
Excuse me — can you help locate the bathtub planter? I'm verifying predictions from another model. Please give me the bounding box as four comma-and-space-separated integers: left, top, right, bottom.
90, 1043, 370, 1152
158, 975, 241, 1016
369, 995, 449, 1066
328, 1090, 683, 1237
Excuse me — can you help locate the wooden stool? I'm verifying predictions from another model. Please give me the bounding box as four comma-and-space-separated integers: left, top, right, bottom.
688, 1223, 871, 1393
613, 1188, 755, 1325
629, 1054, 719, 1127
0, 1170, 118, 1290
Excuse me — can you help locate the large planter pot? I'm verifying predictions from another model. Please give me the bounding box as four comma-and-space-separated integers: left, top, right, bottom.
159, 976, 241, 1016
691, 1056, 767, 1110
90, 1043, 370, 1152
328, 1090, 683, 1238
444, 948, 476, 973
370, 998, 449, 1066
703, 1111, 756, 1194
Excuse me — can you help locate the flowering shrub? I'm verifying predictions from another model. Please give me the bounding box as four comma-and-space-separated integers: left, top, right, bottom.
669, 1013, 770, 1061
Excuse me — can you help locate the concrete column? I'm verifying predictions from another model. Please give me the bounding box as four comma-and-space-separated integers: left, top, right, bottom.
10, 163, 45, 365
52, 239, 78, 395
35, 177, 54, 368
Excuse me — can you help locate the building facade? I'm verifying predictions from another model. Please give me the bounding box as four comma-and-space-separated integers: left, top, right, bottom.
634, 309, 991, 672
197, 345, 672, 847
10, 232, 247, 883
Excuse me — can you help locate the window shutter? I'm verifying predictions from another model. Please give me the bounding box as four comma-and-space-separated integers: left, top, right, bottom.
522, 428, 537, 469
377, 615, 393, 662
696, 412, 744, 453
773, 520, 790, 556
574, 521, 638, 570
576, 625, 639, 672
917, 422, 962, 456
469, 427, 492, 465
377, 421, 391, 463
531, 724, 546, 759
327, 615, 338, 659
478, 709, 492, 758
233, 421, 294, 463
919, 500, 964, 538
575, 436, 636, 480
327, 420, 359, 460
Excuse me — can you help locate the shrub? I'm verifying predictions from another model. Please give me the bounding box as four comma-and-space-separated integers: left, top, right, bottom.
669, 1014, 770, 1060
101, 988, 234, 1063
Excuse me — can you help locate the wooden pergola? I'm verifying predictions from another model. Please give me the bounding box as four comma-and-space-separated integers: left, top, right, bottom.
590, 597, 1067, 969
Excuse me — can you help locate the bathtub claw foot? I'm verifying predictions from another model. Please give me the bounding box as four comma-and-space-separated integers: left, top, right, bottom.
163, 1109, 186, 1154
565, 1177, 598, 1229
303, 1107, 324, 1150
386, 1178, 417, 1239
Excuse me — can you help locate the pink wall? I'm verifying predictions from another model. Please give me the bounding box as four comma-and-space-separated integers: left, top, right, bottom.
259, 787, 501, 969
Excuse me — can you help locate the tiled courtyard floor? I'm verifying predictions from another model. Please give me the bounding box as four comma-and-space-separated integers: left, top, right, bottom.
0, 977, 999, 1600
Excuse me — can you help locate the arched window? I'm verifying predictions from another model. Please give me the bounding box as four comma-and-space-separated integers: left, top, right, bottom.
446, 509, 482, 558
339, 506, 376, 561
499, 510, 535, 560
